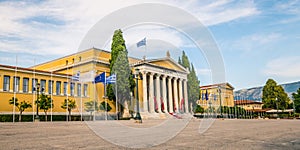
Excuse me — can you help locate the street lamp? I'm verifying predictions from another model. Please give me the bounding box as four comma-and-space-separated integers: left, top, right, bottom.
276, 97, 279, 119
35, 83, 40, 121
134, 68, 142, 123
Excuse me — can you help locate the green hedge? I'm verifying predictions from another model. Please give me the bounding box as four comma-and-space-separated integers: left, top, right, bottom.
0, 114, 84, 122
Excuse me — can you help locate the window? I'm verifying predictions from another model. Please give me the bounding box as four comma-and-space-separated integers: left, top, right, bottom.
3, 75, 10, 91
32, 78, 38, 92
48, 80, 53, 94
41, 79, 46, 93
13, 77, 20, 92
23, 78, 29, 93
56, 81, 61, 95
83, 84, 88, 97
70, 82, 75, 96
77, 83, 81, 96
63, 82, 68, 96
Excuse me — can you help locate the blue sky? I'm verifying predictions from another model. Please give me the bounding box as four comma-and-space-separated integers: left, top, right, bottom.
0, 0, 299, 90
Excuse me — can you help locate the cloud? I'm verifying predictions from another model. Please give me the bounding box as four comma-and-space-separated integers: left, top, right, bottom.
232, 33, 281, 52
0, 0, 259, 64
264, 56, 300, 78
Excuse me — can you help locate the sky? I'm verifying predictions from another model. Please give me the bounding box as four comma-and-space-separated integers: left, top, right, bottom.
0, 0, 299, 90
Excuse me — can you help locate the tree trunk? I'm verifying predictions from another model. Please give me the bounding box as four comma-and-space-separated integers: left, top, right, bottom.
45, 111, 47, 122
68, 109, 71, 121
19, 111, 22, 122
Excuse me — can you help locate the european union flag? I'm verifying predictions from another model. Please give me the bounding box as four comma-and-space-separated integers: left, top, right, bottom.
137, 38, 146, 47
94, 72, 106, 83
205, 89, 209, 101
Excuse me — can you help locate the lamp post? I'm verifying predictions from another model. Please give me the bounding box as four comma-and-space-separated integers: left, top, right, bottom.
35, 83, 40, 121
276, 97, 279, 119
134, 68, 142, 123
293, 98, 296, 119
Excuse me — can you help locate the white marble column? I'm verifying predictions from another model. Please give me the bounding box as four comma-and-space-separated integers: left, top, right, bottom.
173, 78, 179, 113
155, 74, 161, 113
162, 75, 167, 113
168, 77, 173, 113
178, 79, 183, 113
142, 72, 148, 112
149, 73, 155, 113
183, 79, 189, 113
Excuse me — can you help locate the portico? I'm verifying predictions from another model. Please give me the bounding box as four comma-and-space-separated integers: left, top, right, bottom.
132, 56, 189, 116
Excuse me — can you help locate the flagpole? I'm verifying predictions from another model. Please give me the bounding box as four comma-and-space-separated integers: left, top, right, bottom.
51, 71, 53, 122
13, 55, 17, 123
80, 80, 83, 121
32, 59, 36, 122
105, 71, 107, 121
115, 73, 118, 120
66, 66, 69, 122
93, 74, 96, 121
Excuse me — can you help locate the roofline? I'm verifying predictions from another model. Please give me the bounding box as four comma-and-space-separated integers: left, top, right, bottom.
145, 56, 189, 73
200, 82, 235, 90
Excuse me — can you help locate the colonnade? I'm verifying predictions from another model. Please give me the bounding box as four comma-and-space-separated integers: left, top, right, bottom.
141, 71, 189, 114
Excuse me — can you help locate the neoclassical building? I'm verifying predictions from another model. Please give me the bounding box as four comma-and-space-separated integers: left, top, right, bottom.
0, 48, 190, 118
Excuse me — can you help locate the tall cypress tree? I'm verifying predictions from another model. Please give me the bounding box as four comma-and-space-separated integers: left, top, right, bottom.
179, 51, 200, 108
107, 29, 134, 108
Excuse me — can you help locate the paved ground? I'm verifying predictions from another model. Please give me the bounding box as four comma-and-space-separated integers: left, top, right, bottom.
0, 119, 300, 149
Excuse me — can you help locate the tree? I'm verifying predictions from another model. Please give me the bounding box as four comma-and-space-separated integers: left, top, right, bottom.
39, 94, 53, 121
84, 100, 99, 120
179, 51, 200, 107
9, 97, 32, 122
292, 88, 300, 113
193, 105, 204, 113
262, 79, 290, 110
107, 29, 134, 115
178, 57, 182, 65
100, 101, 112, 112
61, 98, 77, 121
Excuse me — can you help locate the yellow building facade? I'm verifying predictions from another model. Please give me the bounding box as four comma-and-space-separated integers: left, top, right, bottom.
198, 83, 235, 109
0, 48, 190, 118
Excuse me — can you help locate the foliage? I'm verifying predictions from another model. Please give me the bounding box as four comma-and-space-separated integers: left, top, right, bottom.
193, 105, 204, 113
39, 94, 54, 121
262, 79, 290, 110
179, 51, 200, 107
61, 98, 77, 121
107, 29, 134, 107
292, 88, 300, 113
8, 97, 32, 122
84, 100, 99, 120
99, 101, 112, 112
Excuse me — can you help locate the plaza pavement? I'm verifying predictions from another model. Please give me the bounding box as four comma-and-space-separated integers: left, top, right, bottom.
0, 119, 300, 149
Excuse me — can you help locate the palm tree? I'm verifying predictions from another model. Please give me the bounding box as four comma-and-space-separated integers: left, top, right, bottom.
9, 97, 32, 122
39, 94, 54, 121
61, 98, 76, 121
84, 100, 99, 121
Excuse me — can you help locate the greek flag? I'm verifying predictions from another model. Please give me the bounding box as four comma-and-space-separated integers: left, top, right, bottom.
106, 74, 116, 84
137, 38, 146, 47
71, 71, 80, 81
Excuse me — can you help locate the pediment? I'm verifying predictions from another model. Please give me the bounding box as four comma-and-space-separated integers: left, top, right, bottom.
147, 57, 188, 73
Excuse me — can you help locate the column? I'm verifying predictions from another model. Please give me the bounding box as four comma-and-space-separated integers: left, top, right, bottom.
178, 79, 183, 113
183, 79, 189, 113
173, 78, 179, 113
149, 73, 155, 113
155, 74, 161, 113
142, 72, 148, 112
168, 77, 173, 113
162, 75, 167, 113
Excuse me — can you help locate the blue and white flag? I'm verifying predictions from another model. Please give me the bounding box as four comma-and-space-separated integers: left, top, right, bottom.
94, 72, 106, 83
71, 71, 80, 81
106, 74, 116, 84
137, 38, 146, 47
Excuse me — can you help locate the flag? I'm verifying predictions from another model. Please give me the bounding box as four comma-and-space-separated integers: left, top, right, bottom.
79, 71, 95, 82
180, 98, 184, 111
154, 96, 158, 111
94, 72, 106, 83
205, 89, 209, 100
71, 71, 80, 81
137, 38, 146, 47
202, 92, 205, 100
106, 74, 116, 84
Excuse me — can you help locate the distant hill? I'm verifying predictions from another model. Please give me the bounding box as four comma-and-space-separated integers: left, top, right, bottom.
234, 81, 300, 101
